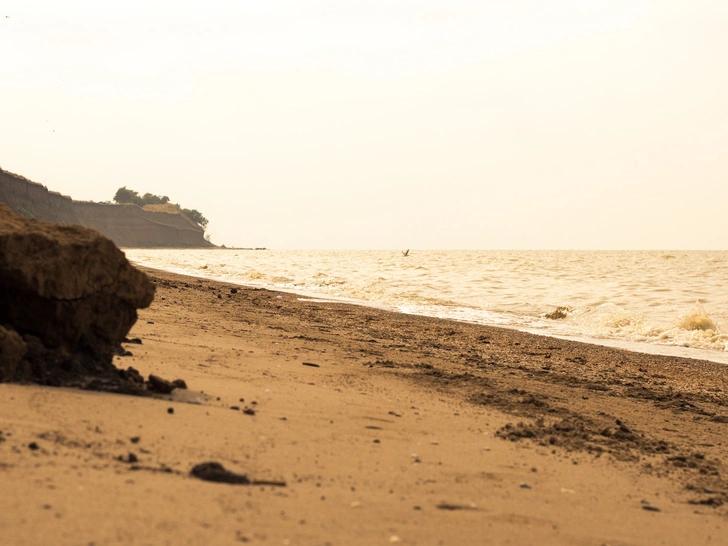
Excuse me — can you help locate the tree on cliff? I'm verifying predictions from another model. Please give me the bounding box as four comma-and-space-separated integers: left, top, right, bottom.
181, 208, 208, 229
113, 187, 171, 207
113, 187, 207, 230
141, 192, 170, 205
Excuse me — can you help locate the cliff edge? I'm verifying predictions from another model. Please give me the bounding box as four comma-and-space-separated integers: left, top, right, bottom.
0, 168, 213, 248
0, 202, 155, 386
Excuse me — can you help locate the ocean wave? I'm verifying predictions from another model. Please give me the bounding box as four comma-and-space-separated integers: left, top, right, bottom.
679, 306, 717, 331
124, 249, 728, 361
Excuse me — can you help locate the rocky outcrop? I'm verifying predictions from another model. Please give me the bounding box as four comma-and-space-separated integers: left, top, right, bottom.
0, 326, 26, 382
0, 168, 212, 248
0, 204, 155, 385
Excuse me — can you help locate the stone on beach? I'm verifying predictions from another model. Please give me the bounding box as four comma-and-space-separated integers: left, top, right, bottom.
0, 203, 154, 384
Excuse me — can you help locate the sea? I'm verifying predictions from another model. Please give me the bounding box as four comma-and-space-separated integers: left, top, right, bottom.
125, 249, 728, 365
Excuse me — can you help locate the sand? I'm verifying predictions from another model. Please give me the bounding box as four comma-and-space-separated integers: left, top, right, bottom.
1, 267, 727, 546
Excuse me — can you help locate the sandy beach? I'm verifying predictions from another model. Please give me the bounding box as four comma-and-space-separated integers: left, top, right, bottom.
1, 267, 727, 546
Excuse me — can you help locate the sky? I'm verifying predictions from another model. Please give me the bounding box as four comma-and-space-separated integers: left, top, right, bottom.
1, 0, 727, 249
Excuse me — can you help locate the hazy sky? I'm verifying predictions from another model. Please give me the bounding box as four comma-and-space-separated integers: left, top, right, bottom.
2, 1, 726, 249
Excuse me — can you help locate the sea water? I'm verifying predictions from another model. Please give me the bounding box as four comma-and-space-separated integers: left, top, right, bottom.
125, 249, 728, 364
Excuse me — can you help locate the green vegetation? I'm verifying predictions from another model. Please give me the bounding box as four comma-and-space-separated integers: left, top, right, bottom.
181, 208, 208, 229
113, 187, 169, 207
113, 187, 208, 230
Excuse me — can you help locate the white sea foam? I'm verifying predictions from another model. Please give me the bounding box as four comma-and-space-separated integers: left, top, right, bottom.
124, 249, 728, 364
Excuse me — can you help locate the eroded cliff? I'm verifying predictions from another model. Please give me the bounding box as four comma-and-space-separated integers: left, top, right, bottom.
0, 168, 212, 247
0, 202, 155, 386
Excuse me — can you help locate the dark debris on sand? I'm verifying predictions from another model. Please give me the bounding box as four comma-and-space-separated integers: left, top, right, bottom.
190, 462, 286, 487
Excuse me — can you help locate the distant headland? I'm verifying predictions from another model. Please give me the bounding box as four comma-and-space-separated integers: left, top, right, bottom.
0, 167, 214, 248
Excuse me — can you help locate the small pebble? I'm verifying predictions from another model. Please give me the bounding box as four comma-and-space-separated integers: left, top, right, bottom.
118, 452, 138, 463
167, 407, 174, 414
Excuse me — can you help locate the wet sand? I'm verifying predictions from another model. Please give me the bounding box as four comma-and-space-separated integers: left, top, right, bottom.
1, 267, 727, 545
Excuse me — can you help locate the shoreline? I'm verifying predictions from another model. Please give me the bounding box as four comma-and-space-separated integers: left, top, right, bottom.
2, 266, 727, 545
130, 261, 728, 366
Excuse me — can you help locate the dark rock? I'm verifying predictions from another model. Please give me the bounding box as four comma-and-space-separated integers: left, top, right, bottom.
0, 325, 27, 381
118, 452, 139, 463
436, 503, 477, 511
171, 379, 187, 389
0, 204, 154, 384
113, 345, 133, 357
545, 306, 571, 320
147, 374, 175, 394
190, 462, 251, 485
119, 367, 145, 384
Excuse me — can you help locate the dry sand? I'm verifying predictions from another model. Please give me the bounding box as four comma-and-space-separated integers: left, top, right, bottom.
1, 268, 727, 546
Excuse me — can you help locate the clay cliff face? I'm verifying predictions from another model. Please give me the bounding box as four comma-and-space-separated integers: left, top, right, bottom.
0, 203, 155, 385
0, 168, 212, 248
